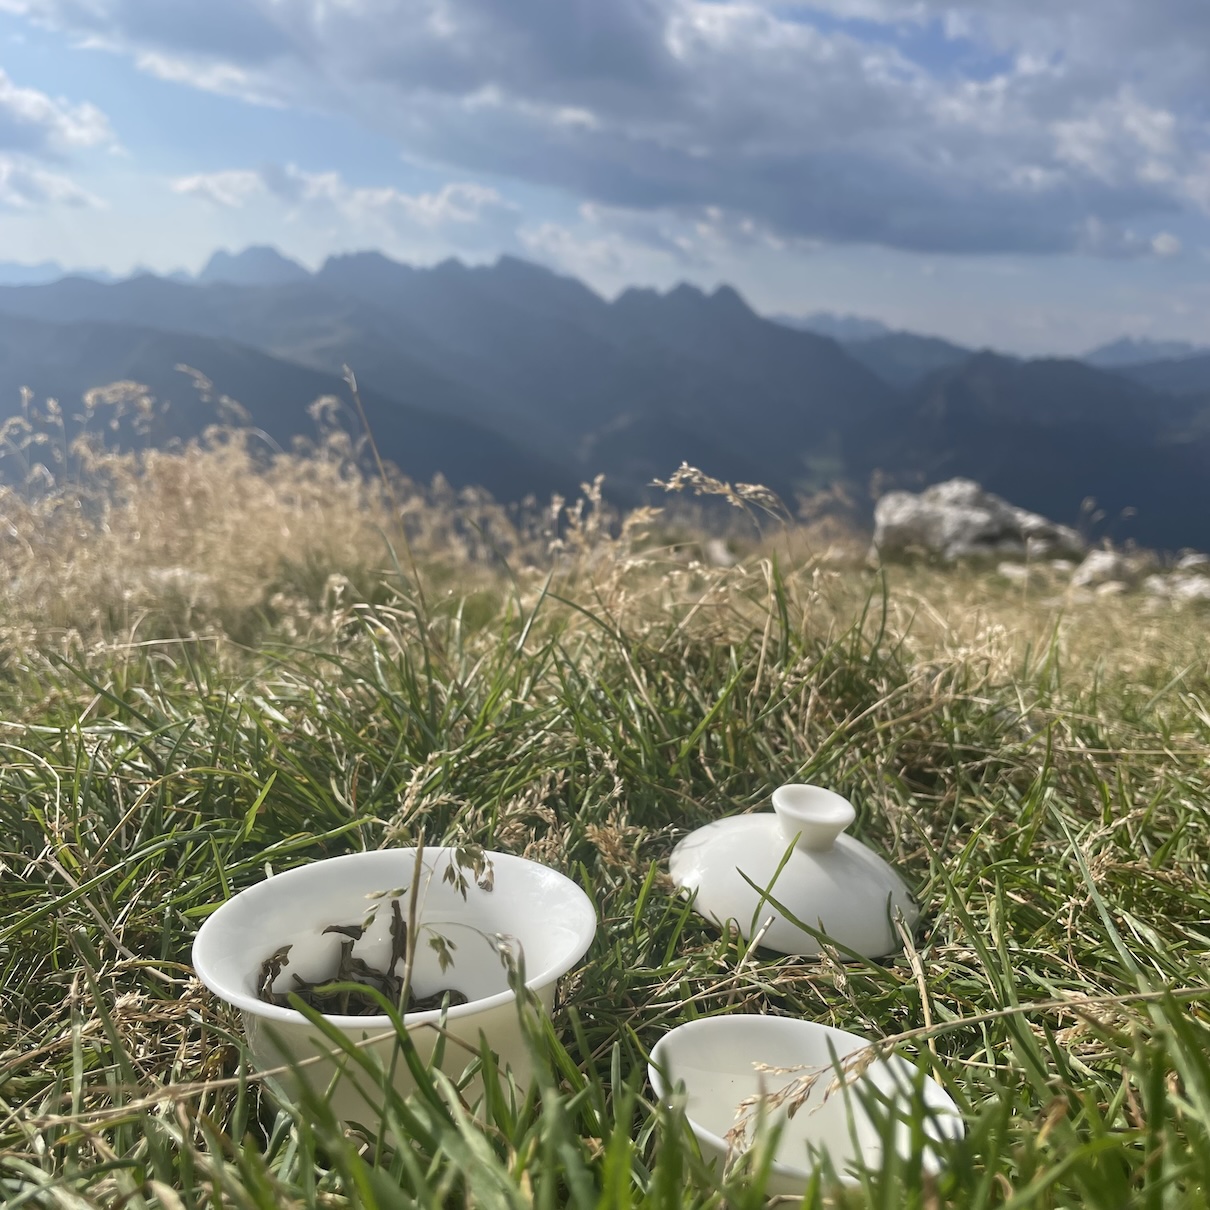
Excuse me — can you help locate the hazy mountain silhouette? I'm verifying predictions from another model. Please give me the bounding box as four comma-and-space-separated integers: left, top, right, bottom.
1115, 352, 1210, 397
0, 313, 574, 503
772, 313, 976, 389
608, 282, 893, 487
773, 312, 891, 342
1084, 336, 1206, 368
0, 261, 122, 287
197, 246, 312, 287
0, 250, 1206, 547
866, 352, 1210, 550
843, 331, 975, 389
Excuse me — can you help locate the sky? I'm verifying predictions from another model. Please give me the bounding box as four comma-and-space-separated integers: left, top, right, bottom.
0, 0, 1209, 355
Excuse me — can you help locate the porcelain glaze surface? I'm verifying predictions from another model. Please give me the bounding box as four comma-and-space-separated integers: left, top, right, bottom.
192, 848, 596, 1122
670, 784, 917, 957
649, 1015, 963, 1197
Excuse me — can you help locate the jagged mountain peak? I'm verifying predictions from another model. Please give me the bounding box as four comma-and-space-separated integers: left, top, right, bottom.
198, 246, 311, 287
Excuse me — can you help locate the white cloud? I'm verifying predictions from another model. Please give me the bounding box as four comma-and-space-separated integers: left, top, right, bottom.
1051, 90, 1179, 185
171, 164, 520, 241
1151, 231, 1181, 257
0, 66, 113, 153
360, 180, 518, 229
520, 203, 699, 281
135, 52, 283, 106
520, 221, 633, 277
171, 168, 265, 208
0, 152, 101, 207
520, 198, 807, 286
10, 0, 1210, 258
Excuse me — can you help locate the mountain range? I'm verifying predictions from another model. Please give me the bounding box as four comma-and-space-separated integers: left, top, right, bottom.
1082, 336, 1208, 369
0, 246, 1206, 551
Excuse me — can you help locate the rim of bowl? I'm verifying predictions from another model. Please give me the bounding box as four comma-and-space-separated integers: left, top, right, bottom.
192, 847, 597, 1030
647, 1015, 961, 1182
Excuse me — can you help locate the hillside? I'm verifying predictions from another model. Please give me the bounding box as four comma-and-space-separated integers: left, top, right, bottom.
0, 314, 574, 503
0, 259, 895, 501
843, 330, 974, 389
1117, 352, 1210, 397
3, 430, 1210, 1210
1084, 336, 1206, 368
0, 252, 1205, 545
865, 352, 1210, 549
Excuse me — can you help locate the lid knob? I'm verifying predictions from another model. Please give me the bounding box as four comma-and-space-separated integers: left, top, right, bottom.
771, 784, 856, 852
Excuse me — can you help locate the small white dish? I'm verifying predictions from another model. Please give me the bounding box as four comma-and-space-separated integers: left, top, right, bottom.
670, 784, 917, 958
192, 848, 596, 1123
649, 1015, 963, 1198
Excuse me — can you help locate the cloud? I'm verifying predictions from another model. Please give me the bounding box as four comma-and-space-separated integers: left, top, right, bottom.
171, 164, 521, 242
520, 205, 695, 280
134, 52, 284, 106
1151, 231, 1181, 257
351, 180, 519, 232
12, 0, 1210, 257
3, 0, 293, 63
0, 66, 113, 154
171, 168, 264, 208
0, 152, 102, 207
518, 198, 814, 292
0, 67, 112, 210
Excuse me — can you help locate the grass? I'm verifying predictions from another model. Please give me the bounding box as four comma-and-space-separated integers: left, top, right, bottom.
2, 417, 1210, 1207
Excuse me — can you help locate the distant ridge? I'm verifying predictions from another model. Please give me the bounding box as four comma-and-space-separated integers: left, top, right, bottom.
0, 247, 1206, 549
770, 311, 978, 388
772, 311, 891, 342
0, 312, 573, 503
844, 331, 975, 390
197, 246, 311, 287
0, 260, 121, 287
1115, 351, 1210, 397
1084, 336, 1207, 368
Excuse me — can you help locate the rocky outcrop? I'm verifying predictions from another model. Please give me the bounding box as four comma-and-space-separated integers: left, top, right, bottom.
873, 479, 1087, 563
1143, 557, 1210, 603
1176, 552, 1210, 573
1070, 548, 1158, 589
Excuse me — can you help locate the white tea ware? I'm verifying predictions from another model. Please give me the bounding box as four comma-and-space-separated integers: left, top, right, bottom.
192, 848, 596, 1123
649, 1015, 963, 1198
670, 784, 917, 958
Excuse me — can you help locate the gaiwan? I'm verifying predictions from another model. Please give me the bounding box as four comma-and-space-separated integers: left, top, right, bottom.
670, 784, 918, 958
192, 848, 596, 1124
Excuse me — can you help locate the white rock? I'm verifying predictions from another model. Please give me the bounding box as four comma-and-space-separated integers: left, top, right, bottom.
1143, 574, 1173, 597
1072, 550, 1132, 588
873, 479, 1087, 564
997, 562, 1032, 584
1094, 580, 1128, 597
704, 538, 737, 568
1176, 552, 1210, 574
1170, 574, 1210, 603
1124, 549, 1160, 578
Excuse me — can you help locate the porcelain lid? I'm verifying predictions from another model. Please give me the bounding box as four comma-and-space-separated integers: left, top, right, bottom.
669, 784, 917, 958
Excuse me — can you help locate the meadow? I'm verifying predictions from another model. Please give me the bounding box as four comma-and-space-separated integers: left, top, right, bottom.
2, 402, 1210, 1207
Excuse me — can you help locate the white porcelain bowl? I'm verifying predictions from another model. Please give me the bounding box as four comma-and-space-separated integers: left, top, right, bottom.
649, 1015, 963, 1198
193, 848, 596, 1123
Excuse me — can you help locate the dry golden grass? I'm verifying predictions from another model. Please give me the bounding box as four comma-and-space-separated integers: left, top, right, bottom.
3, 396, 1210, 1207
0, 394, 1204, 704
